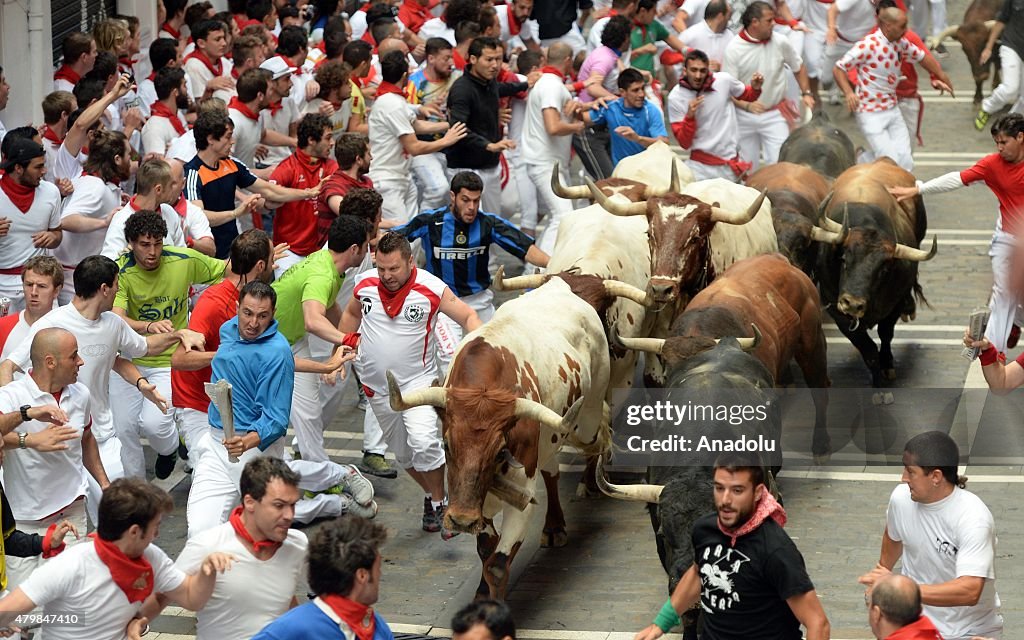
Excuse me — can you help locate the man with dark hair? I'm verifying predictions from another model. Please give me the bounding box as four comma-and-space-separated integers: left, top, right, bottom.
102, 157, 191, 260
858, 431, 1002, 640
342, 231, 482, 537
39, 90, 77, 189
306, 61, 354, 139
112, 210, 226, 480
629, 0, 688, 78
0, 478, 232, 640
406, 37, 461, 211
582, 68, 669, 165
185, 19, 236, 101
252, 515, 392, 639
370, 50, 466, 226
452, 600, 517, 640
318, 133, 374, 242
445, 37, 530, 216
587, 0, 637, 52
0, 138, 62, 312
53, 32, 98, 92
268, 113, 340, 273
867, 575, 941, 640
635, 451, 830, 640
160, 0, 190, 43
138, 37, 188, 118
342, 40, 373, 134
396, 171, 547, 369
143, 67, 190, 156
680, 0, 734, 69
54, 72, 134, 183
228, 68, 272, 169
575, 14, 632, 180
276, 25, 318, 111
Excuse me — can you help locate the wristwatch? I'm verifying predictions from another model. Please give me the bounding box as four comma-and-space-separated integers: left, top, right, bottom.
19, 405, 30, 422
18, 432, 27, 449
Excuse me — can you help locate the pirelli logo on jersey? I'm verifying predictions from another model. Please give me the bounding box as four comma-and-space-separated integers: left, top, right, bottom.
434, 246, 486, 260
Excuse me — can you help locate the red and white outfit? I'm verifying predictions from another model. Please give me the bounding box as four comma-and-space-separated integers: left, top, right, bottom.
368, 82, 419, 225
823, 0, 877, 84
169, 195, 215, 251
0, 375, 94, 597
52, 65, 80, 94
803, 0, 831, 79
268, 150, 338, 273
142, 101, 189, 157
54, 174, 124, 303
100, 197, 187, 260
260, 99, 300, 168
41, 127, 64, 186
0, 310, 30, 361
228, 98, 264, 171
836, 30, 925, 171
184, 50, 235, 102
353, 267, 447, 472
668, 72, 759, 182
0, 176, 61, 312
496, 4, 539, 52
723, 31, 802, 169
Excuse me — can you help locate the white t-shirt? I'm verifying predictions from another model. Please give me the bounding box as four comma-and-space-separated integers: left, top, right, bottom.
0, 310, 30, 361
723, 33, 802, 108
508, 74, 528, 147
260, 100, 299, 167
54, 175, 123, 268
175, 522, 308, 640
167, 130, 198, 163
835, 0, 878, 42
52, 145, 85, 183
229, 107, 263, 169
353, 267, 448, 392
681, 0, 713, 26
887, 483, 1003, 640
305, 98, 353, 140
419, 18, 455, 45
0, 179, 62, 270
681, 22, 736, 66
368, 93, 416, 180
141, 115, 183, 157
496, 5, 538, 51
20, 541, 186, 640
185, 55, 234, 102
666, 72, 747, 159
101, 199, 187, 260
42, 138, 62, 185
7, 304, 147, 443
174, 198, 215, 247
0, 376, 91, 520
521, 72, 574, 168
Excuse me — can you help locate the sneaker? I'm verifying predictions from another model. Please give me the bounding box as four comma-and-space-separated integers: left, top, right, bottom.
975, 109, 991, 131
177, 437, 189, 461
341, 495, 378, 519
336, 465, 375, 505
422, 497, 441, 532
437, 503, 460, 540
933, 43, 949, 58
155, 453, 177, 480
1009, 325, 1021, 349
356, 385, 369, 411
359, 452, 398, 479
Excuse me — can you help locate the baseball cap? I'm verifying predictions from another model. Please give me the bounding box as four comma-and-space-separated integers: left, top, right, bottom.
0, 137, 45, 172
259, 57, 296, 80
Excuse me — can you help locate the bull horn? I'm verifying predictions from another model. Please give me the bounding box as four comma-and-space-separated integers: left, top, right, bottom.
596, 454, 664, 503
513, 395, 586, 435
387, 370, 447, 411
669, 161, 682, 193
735, 324, 762, 351
819, 202, 847, 233
492, 265, 550, 292
810, 208, 849, 244
893, 235, 938, 262
587, 176, 648, 216
603, 279, 654, 307
710, 188, 767, 225
614, 333, 667, 354
927, 24, 960, 48
817, 191, 835, 222
551, 163, 590, 200
488, 474, 537, 511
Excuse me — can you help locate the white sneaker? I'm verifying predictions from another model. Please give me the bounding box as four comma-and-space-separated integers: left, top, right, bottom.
341, 495, 379, 519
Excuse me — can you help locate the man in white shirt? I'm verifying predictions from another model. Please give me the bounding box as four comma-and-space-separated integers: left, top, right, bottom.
370, 50, 467, 225
341, 232, 481, 538
52, 32, 97, 93
588, 0, 638, 52
257, 57, 303, 171
723, 1, 815, 170
39, 91, 77, 188
0, 257, 63, 361
142, 67, 191, 157
101, 159, 188, 260
833, 7, 952, 171
228, 69, 272, 170
520, 42, 584, 255
0, 327, 108, 599
496, 0, 540, 51
859, 431, 1003, 640
0, 478, 234, 640
680, 0, 734, 69
184, 20, 236, 102
823, 0, 879, 100
0, 138, 62, 312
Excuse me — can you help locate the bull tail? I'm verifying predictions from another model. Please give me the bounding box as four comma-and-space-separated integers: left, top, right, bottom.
912, 281, 932, 310
568, 401, 613, 458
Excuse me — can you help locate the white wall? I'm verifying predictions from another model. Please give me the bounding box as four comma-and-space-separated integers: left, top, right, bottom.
0, 0, 55, 131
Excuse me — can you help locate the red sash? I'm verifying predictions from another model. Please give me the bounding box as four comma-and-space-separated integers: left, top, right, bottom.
689, 150, 752, 178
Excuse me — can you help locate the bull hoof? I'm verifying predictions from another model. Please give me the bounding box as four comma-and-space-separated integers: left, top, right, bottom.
871, 391, 895, 405
812, 449, 832, 466
883, 368, 897, 380
541, 527, 568, 548
900, 312, 916, 322
575, 481, 600, 499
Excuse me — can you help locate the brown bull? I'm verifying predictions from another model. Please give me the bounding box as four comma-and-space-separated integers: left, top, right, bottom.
747, 162, 835, 275
932, 0, 1003, 105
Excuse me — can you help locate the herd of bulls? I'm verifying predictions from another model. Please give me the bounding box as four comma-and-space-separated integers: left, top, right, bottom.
384, 113, 941, 610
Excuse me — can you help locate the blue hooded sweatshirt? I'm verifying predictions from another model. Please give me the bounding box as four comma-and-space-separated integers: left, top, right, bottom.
209, 316, 294, 450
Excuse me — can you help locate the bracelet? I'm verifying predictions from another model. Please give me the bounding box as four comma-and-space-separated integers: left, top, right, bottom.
653, 598, 681, 631
136, 376, 149, 390
801, 90, 813, 96
145, 321, 153, 333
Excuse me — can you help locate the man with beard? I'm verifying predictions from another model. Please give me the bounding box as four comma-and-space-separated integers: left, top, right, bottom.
635, 452, 830, 640
101, 158, 189, 260
316, 133, 374, 253
0, 139, 62, 312
229, 69, 274, 171
267, 114, 339, 275
142, 67, 191, 157
406, 38, 461, 211
341, 232, 481, 538
258, 57, 304, 171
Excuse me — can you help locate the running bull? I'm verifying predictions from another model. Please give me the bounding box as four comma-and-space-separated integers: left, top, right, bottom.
931, 0, 1003, 106
778, 110, 857, 179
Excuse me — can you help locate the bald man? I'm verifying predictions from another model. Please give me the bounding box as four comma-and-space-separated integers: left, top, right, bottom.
867, 575, 941, 640
833, 7, 953, 171
0, 327, 107, 598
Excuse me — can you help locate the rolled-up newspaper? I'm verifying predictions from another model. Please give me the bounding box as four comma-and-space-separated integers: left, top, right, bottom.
963, 308, 990, 361
204, 380, 238, 463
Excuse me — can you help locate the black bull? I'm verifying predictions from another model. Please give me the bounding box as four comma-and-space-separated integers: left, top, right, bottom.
778, 111, 856, 180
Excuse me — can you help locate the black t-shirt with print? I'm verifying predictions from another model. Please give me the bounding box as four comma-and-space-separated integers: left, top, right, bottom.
691, 513, 815, 640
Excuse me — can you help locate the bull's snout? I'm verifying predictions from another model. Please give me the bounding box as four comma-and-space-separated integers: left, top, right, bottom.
837, 293, 867, 318
444, 506, 486, 534
649, 279, 677, 304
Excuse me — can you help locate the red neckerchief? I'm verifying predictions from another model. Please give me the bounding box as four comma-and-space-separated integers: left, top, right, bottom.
540, 66, 566, 80
452, 49, 467, 71
0, 175, 36, 213
149, 101, 187, 135
118, 56, 134, 73
321, 594, 376, 640
267, 100, 284, 116
739, 29, 772, 44
361, 30, 378, 51
229, 506, 281, 554
42, 126, 63, 145
126, 195, 143, 212
53, 65, 81, 85
228, 96, 261, 121
401, 0, 432, 29
608, 9, 619, 16
376, 81, 406, 99
277, 54, 302, 76
147, 70, 157, 81
678, 73, 715, 92
717, 487, 787, 547
231, 66, 241, 80
506, 4, 523, 35
171, 193, 188, 219
91, 536, 155, 603
185, 49, 223, 76
161, 22, 181, 40
634, 19, 648, 40
234, 14, 261, 31
379, 266, 418, 318
294, 147, 323, 169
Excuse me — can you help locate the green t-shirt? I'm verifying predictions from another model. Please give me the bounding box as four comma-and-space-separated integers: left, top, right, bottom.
630, 20, 669, 73
272, 249, 344, 345
115, 247, 226, 368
